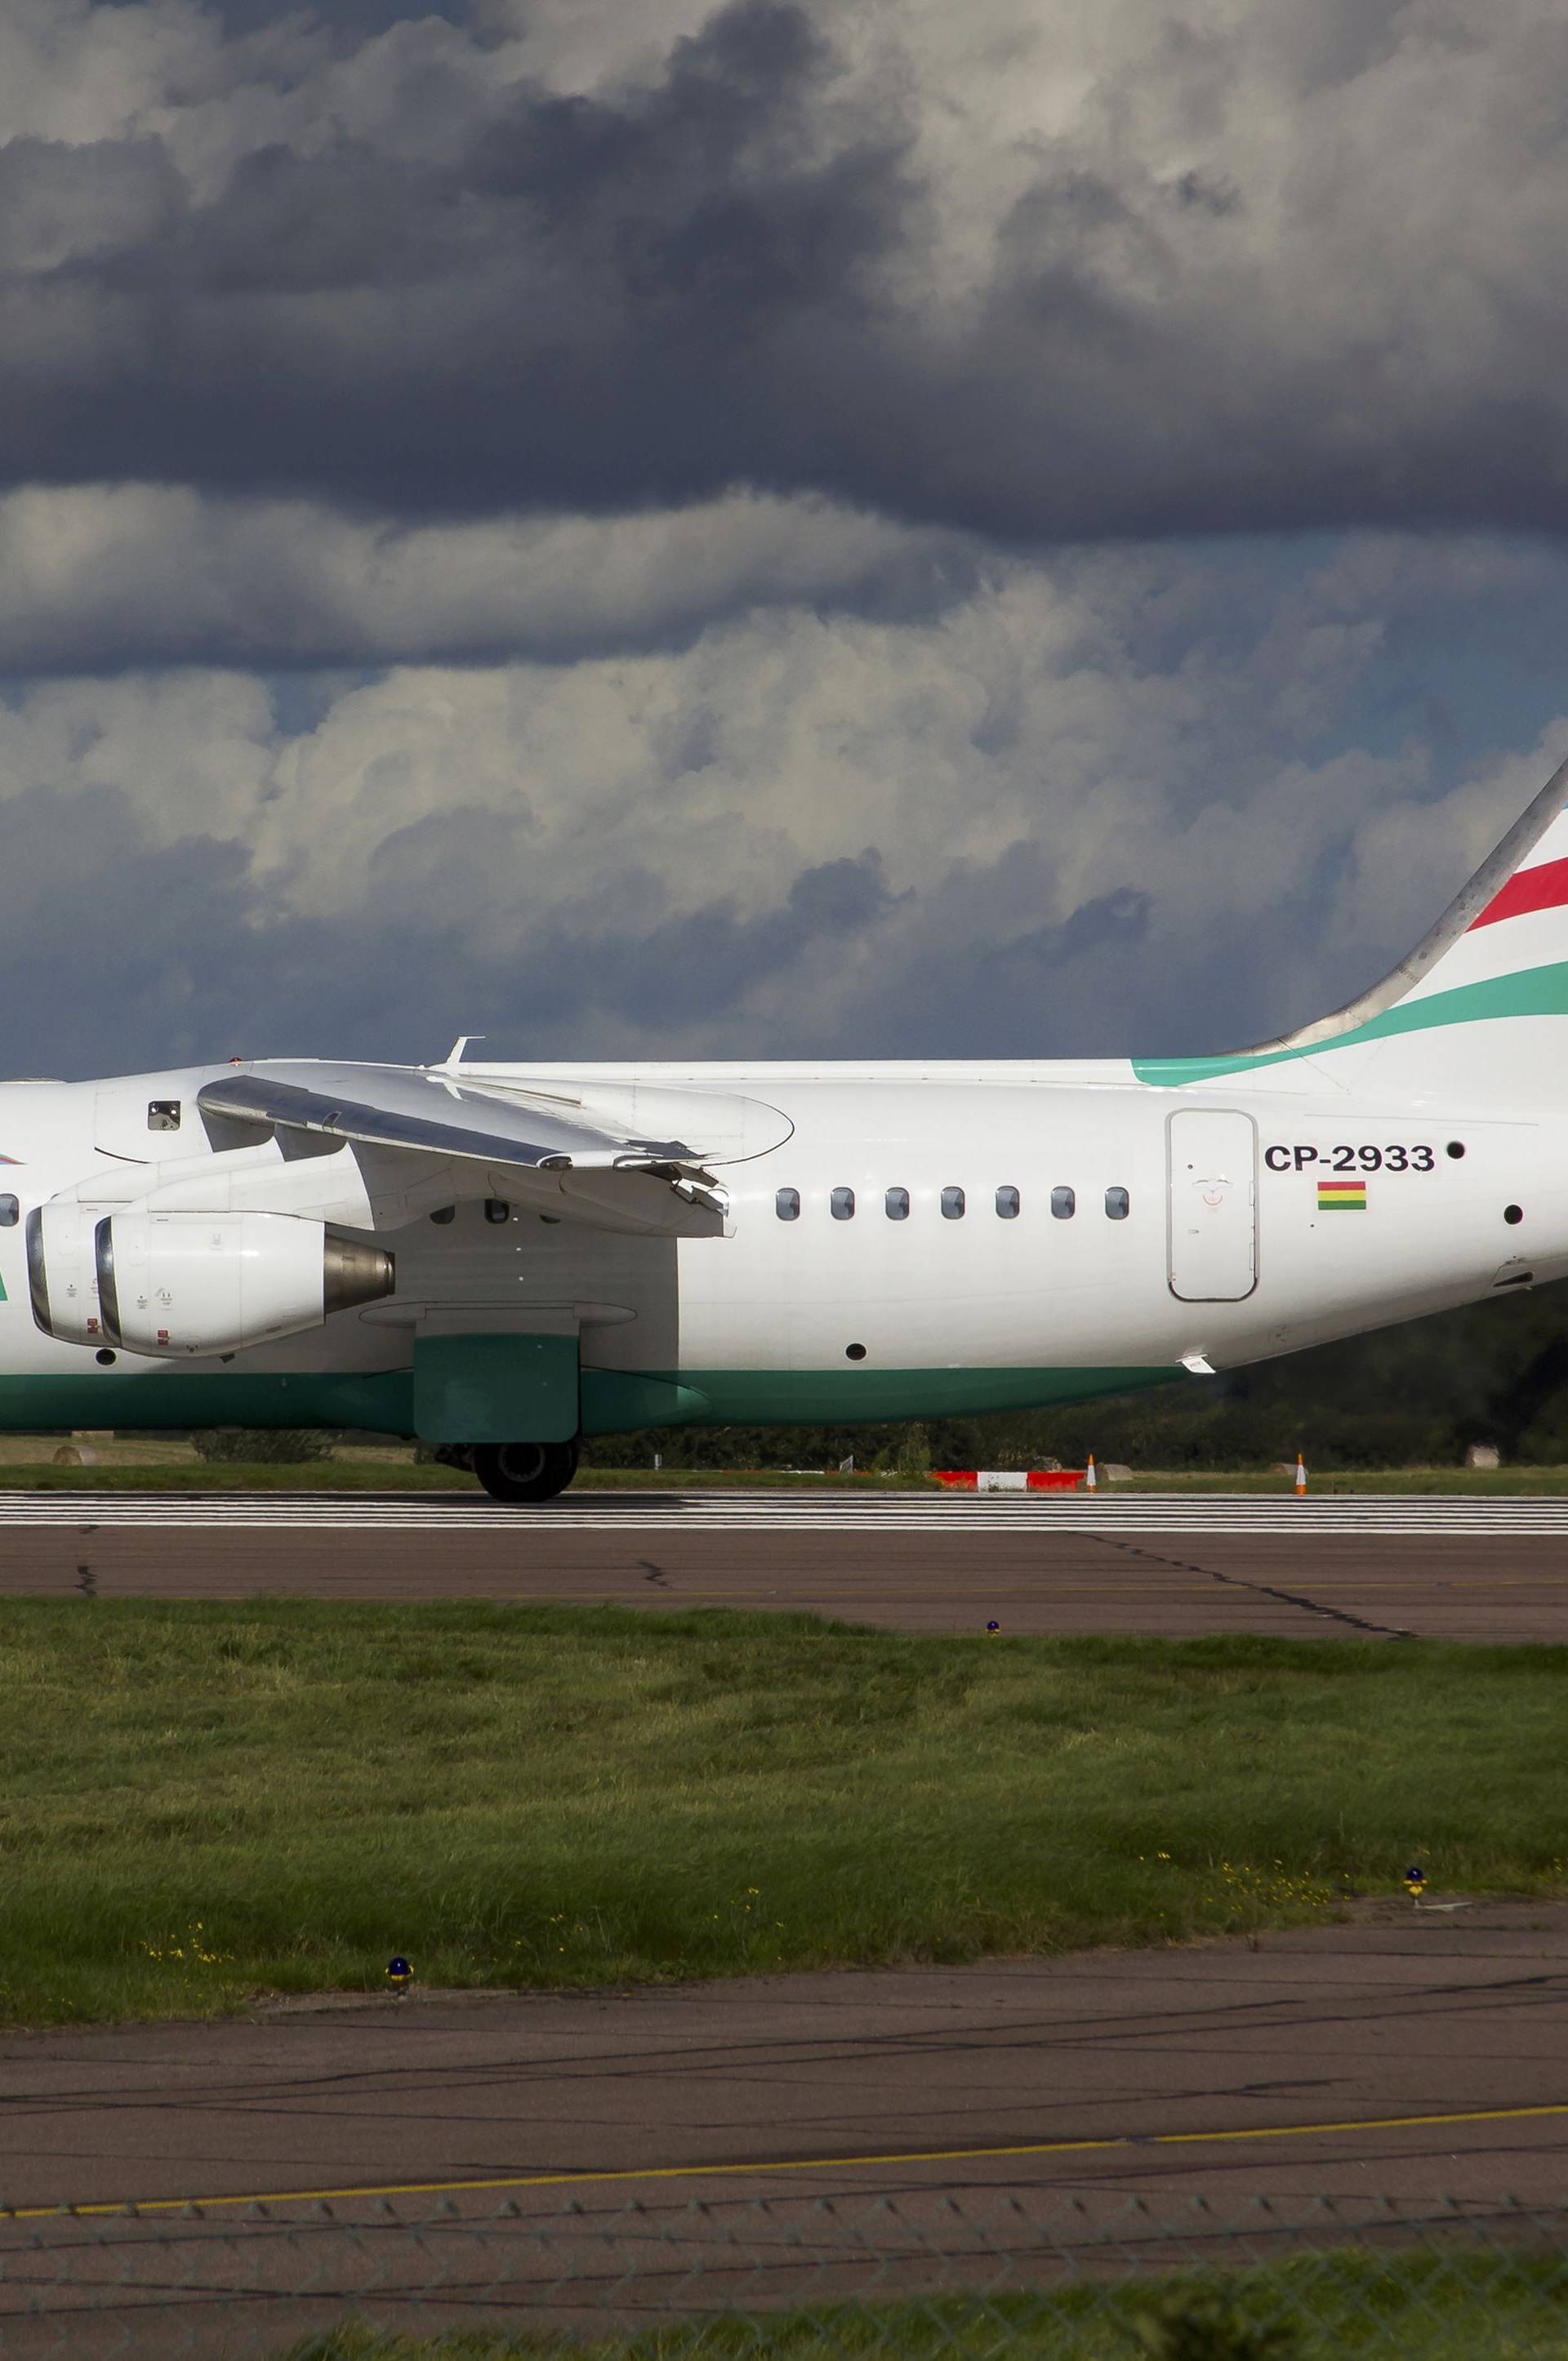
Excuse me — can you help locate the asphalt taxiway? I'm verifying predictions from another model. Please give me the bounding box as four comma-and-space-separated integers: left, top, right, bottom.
3, 1488, 1568, 1638
7, 1903, 1566, 2214
2, 1906, 1564, 2354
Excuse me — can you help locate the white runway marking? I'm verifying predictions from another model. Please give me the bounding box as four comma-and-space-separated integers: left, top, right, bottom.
6, 1490, 1568, 1535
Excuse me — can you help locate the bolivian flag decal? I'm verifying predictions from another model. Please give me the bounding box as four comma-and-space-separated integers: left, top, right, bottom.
1317, 1177, 1367, 1211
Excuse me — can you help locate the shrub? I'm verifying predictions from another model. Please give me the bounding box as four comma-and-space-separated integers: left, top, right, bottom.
1134, 2288, 1298, 2359
894, 1423, 933, 1480
191, 1428, 335, 1463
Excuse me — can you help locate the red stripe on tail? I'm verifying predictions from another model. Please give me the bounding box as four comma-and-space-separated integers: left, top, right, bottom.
1468, 855, 1568, 930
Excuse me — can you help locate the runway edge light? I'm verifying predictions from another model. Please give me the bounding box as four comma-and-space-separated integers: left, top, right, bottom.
386, 1954, 413, 1993
1404, 1865, 1427, 1904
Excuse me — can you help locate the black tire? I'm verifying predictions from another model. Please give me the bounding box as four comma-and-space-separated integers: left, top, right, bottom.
472, 1439, 580, 1503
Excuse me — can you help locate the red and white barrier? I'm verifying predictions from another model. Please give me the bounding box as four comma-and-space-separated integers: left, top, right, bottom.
932, 1469, 1085, 1492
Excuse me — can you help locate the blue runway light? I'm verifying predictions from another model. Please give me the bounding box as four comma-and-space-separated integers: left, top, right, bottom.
386, 1954, 413, 1991
1403, 1865, 1427, 1901
986, 1619, 1000, 1634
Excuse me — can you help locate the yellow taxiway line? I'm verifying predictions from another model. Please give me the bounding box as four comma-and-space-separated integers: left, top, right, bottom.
9, 2099, 1567, 2221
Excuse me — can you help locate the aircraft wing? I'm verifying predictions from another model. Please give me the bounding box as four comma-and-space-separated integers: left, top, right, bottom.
198, 1065, 709, 1173
196, 1063, 733, 1237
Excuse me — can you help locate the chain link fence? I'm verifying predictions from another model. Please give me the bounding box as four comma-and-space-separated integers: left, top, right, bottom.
1, 2185, 1566, 2358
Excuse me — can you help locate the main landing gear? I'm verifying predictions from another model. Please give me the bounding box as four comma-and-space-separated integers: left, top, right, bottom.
471, 1439, 581, 1503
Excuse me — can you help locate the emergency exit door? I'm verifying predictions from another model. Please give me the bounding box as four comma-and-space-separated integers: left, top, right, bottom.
1167, 1109, 1257, 1301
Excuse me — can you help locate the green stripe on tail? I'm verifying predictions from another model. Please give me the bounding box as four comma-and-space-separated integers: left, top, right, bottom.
1134, 958, 1568, 1088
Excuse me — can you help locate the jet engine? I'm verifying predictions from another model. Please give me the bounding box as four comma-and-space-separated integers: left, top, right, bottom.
25, 1205, 109, 1348
29, 1206, 394, 1356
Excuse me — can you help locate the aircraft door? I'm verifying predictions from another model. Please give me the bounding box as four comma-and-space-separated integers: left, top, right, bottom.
1167, 1109, 1257, 1302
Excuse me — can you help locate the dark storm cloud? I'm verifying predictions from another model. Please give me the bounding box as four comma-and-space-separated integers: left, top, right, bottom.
0, 2, 910, 518
6, 0, 1568, 551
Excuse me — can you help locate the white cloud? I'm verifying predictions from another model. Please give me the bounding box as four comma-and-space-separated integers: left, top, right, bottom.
2, 528, 1562, 1069
0, 483, 976, 672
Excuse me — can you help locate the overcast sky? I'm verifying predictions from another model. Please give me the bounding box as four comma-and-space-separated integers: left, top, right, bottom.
6, 0, 1568, 1076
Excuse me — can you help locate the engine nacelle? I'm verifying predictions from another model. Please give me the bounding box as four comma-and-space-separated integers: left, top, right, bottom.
26, 1205, 110, 1348
74, 1211, 393, 1358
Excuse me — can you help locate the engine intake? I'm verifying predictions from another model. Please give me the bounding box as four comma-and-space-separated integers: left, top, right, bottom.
31, 1205, 394, 1356
26, 1205, 109, 1348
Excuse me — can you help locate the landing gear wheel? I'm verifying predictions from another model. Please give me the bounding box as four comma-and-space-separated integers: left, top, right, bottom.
472, 1439, 580, 1503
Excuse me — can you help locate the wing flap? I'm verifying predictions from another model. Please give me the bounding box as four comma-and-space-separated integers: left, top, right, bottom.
195, 1064, 732, 1238
198, 1067, 702, 1174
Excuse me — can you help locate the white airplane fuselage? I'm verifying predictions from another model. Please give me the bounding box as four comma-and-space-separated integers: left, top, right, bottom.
0, 1056, 1559, 1439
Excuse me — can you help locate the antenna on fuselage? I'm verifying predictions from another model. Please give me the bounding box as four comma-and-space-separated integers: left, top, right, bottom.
434, 1035, 484, 1076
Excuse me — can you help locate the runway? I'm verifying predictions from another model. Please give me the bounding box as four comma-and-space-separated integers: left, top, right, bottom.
4, 1488, 1568, 1638
11, 1486, 1568, 1530
3, 1905, 1565, 2353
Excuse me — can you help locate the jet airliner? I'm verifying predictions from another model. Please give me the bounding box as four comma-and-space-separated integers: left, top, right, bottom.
6, 767, 1568, 1497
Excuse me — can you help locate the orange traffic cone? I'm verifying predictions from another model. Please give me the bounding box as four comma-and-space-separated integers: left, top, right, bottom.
1294, 1453, 1307, 1495
1085, 1454, 1097, 1492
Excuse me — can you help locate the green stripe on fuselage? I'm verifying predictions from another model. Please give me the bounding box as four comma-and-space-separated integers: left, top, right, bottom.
586, 1364, 1178, 1428
1132, 957, 1568, 1088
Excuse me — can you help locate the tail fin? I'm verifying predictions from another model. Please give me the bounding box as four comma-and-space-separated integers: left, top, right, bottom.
1136, 755, 1568, 1095
1254, 754, 1568, 1057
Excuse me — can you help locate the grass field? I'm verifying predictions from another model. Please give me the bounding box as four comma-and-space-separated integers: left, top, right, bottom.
13, 1450, 1568, 1491
1, 1601, 1562, 2027
270, 2247, 1568, 2356
0, 1457, 900, 1492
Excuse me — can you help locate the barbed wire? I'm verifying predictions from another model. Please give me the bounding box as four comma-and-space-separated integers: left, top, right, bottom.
0, 2185, 1564, 2357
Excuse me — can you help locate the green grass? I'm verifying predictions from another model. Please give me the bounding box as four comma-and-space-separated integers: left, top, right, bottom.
275, 2248, 1568, 2357
1120, 1467, 1568, 1494
11, 1454, 1568, 1491
0, 1460, 910, 1491
0, 1602, 1563, 2028
0, 1458, 477, 1490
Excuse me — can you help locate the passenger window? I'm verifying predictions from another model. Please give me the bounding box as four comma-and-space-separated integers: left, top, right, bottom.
484, 1199, 510, 1224
1051, 1186, 1076, 1219
0, 1196, 16, 1227
941, 1186, 965, 1219
1105, 1186, 1130, 1220
831, 1187, 857, 1220
147, 1099, 180, 1133
885, 1187, 910, 1220
776, 1187, 800, 1221
995, 1185, 1020, 1219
